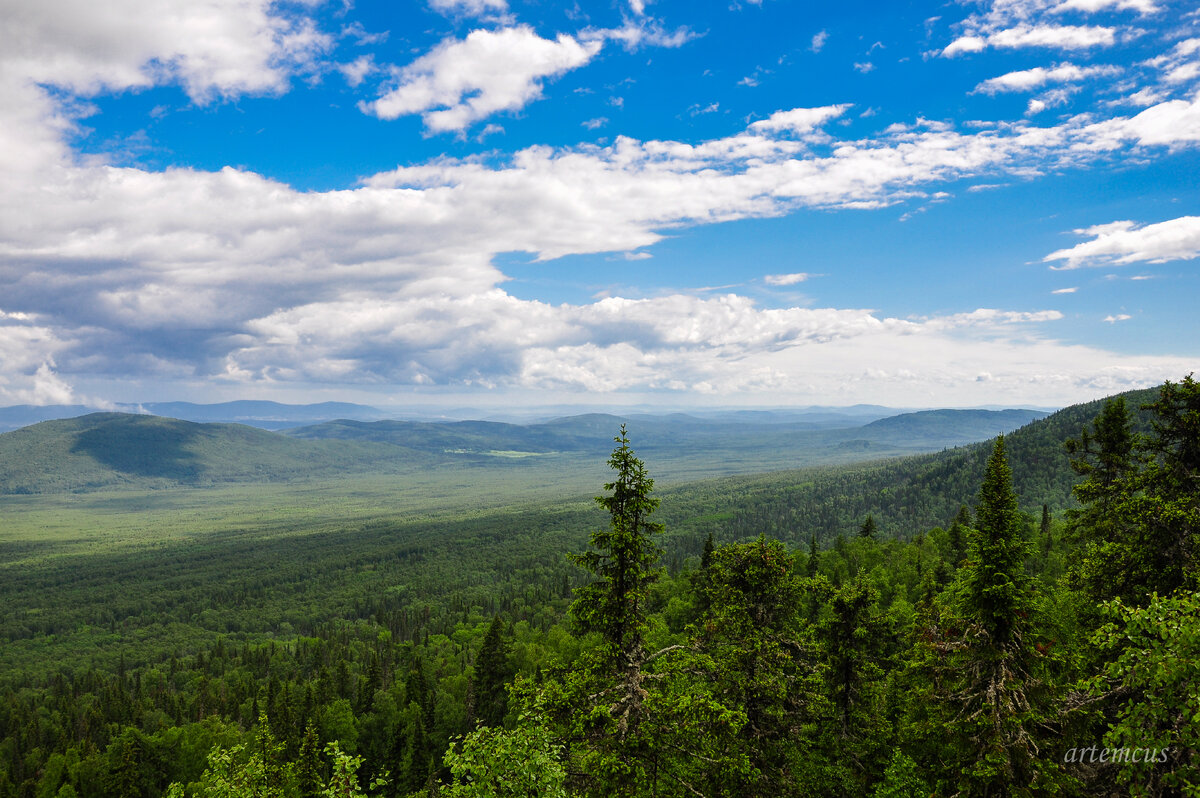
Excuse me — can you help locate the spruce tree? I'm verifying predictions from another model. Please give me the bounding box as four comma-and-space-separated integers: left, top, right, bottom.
962, 435, 1031, 647
297, 722, 323, 798
564, 426, 664, 795
912, 437, 1059, 797
570, 425, 663, 667
472, 616, 512, 728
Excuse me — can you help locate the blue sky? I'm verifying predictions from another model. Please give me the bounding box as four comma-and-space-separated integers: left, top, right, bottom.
1, 0, 1198, 409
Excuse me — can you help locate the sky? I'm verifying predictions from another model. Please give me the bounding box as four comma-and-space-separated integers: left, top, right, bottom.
1, 0, 1199, 411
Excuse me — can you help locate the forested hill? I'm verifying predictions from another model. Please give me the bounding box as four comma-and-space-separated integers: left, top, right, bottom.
0, 406, 1046, 495
856, 408, 1048, 441
0, 413, 428, 494
285, 408, 1048, 455
663, 386, 1161, 546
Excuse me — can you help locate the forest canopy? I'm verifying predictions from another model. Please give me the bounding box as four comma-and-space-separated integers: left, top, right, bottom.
1, 378, 1197, 797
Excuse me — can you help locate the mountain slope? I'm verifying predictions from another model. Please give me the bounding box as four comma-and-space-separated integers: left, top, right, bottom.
0, 413, 426, 493
677, 387, 1160, 545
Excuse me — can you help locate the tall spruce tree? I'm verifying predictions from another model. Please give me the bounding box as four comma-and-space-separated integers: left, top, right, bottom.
962, 435, 1032, 647
472, 616, 512, 728
910, 437, 1060, 797
569, 425, 663, 670
565, 426, 665, 795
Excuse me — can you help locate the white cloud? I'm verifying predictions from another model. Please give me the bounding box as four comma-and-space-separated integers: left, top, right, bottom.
764, 272, 812, 286
1143, 38, 1200, 86
429, 0, 508, 17
0, 0, 330, 102
585, 19, 698, 51
1054, 0, 1158, 14
1044, 216, 1200, 268
811, 30, 829, 53
338, 55, 376, 88
1104, 313, 1132, 322
854, 62, 875, 74
943, 36, 989, 56
1052, 286, 1078, 293
582, 117, 608, 130
362, 27, 602, 131
975, 62, 1119, 93
945, 24, 1115, 56
748, 104, 851, 133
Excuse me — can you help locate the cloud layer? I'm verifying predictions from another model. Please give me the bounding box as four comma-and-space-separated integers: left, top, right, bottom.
0, 0, 1197, 406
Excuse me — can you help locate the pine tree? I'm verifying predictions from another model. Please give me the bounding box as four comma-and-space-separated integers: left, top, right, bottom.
948, 505, 971, 567
806, 531, 820, 577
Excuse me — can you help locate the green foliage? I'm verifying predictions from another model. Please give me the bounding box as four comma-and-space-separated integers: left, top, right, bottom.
1067, 378, 1200, 607
871, 751, 929, 798
441, 715, 567, 798
1085, 591, 1200, 797
695, 536, 824, 795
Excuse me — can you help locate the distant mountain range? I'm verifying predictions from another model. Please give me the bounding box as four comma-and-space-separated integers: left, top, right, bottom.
0, 400, 1051, 434
0, 401, 388, 432
0, 406, 1049, 495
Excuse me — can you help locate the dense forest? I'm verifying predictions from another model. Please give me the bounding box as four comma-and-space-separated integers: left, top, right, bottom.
0, 379, 1196, 797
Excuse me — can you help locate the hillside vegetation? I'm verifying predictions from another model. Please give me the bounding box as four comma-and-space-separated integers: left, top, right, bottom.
0, 414, 427, 494
0, 383, 1190, 798
0, 407, 1047, 495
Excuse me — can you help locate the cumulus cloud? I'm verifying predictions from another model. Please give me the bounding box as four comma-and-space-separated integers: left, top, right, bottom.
1144, 38, 1200, 85
1044, 216, 1200, 268
748, 104, 851, 133
1, 0, 330, 102
428, 0, 508, 18
944, 24, 1115, 56
338, 55, 376, 87
975, 62, 1119, 93
938, 0, 1138, 61
1054, 0, 1158, 13
811, 30, 829, 53
764, 273, 812, 286
591, 18, 698, 51
1104, 313, 1132, 322
362, 27, 602, 131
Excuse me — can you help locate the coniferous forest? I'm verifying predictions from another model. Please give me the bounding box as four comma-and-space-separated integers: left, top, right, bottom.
1, 377, 1198, 797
